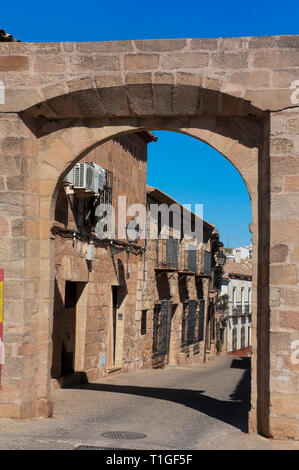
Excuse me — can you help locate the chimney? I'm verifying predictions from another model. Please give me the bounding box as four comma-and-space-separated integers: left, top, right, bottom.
235, 249, 241, 264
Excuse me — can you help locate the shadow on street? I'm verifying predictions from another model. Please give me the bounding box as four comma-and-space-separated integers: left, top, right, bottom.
66, 357, 251, 433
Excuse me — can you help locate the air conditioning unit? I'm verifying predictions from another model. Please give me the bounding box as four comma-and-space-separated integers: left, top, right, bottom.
63, 167, 74, 185
74, 163, 96, 192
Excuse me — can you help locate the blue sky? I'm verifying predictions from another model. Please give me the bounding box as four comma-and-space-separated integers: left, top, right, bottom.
2, 1, 298, 42
2, 0, 297, 247
147, 132, 252, 248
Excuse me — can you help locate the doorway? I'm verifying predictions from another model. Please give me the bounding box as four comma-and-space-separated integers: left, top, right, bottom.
108, 285, 125, 370
112, 286, 118, 367
51, 280, 85, 378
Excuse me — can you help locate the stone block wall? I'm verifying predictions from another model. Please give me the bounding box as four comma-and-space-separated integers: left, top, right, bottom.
51, 133, 149, 383
0, 35, 298, 438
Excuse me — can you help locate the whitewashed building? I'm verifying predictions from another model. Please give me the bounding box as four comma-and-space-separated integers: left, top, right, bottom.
220, 258, 252, 354
232, 245, 252, 261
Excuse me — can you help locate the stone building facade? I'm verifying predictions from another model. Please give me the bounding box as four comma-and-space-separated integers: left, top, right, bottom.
50, 144, 223, 385
220, 258, 252, 356
136, 186, 223, 368
0, 35, 298, 438
51, 132, 156, 385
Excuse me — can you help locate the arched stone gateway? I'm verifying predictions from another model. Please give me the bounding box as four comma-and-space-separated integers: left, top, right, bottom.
0, 36, 298, 439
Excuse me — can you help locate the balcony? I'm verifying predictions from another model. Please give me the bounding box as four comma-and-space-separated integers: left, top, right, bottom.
232, 305, 243, 316
155, 238, 179, 270
200, 250, 212, 275
155, 240, 213, 278
232, 302, 251, 316
181, 247, 197, 273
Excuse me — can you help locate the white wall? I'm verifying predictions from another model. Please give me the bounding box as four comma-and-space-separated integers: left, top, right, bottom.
220, 276, 252, 352
232, 245, 252, 259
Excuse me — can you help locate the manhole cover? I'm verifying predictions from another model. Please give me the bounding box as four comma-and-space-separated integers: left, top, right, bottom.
102, 431, 147, 440
75, 445, 122, 450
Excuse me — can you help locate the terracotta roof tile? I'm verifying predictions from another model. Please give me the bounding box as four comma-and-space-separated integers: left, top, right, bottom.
223, 259, 252, 278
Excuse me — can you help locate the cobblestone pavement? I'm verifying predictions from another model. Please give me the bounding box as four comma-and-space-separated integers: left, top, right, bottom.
0, 356, 297, 450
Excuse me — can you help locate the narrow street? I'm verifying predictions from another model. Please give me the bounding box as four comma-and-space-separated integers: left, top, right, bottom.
0, 357, 296, 450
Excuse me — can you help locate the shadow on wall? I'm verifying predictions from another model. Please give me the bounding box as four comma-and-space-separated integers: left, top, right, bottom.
65, 357, 251, 433
156, 272, 171, 300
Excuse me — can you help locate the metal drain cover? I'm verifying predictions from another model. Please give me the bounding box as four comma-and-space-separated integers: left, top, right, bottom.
75, 445, 122, 450
102, 431, 147, 440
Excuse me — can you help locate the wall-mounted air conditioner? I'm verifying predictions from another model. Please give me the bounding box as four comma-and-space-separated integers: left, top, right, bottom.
63, 162, 106, 195
63, 167, 74, 185
74, 163, 96, 192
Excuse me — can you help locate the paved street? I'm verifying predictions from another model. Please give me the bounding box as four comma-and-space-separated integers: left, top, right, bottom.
0, 356, 297, 450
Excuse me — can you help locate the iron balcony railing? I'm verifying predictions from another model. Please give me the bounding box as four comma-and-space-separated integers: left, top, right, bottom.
156, 238, 179, 270
199, 250, 212, 275
155, 240, 213, 275
181, 247, 198, 273
232, 302, 251, 316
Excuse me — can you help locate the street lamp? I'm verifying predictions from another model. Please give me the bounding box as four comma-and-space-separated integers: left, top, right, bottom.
216, 251, 226, 266
126, 218, 141, 243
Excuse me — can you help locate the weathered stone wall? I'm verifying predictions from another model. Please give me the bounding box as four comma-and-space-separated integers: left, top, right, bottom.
52, 134, 148, 383
136, 194, 218, 368
0, 114, 40, 418
0, 35, 298, 438
0, 36, 298, 115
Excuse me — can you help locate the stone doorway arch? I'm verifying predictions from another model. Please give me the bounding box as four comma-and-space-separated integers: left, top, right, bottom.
32, 99, 267, 436
0, 36, 298, 441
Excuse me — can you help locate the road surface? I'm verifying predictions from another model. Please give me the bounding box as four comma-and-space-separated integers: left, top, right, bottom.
0, 356, 297, 450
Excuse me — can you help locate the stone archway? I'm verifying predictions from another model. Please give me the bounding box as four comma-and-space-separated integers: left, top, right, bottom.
0, 36, 298, 440
35, 107, 265, 433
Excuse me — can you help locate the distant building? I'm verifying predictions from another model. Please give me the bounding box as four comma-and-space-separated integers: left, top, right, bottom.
219, 258, 252, 355
142, 186, 224, 367
232, 245, 252, 261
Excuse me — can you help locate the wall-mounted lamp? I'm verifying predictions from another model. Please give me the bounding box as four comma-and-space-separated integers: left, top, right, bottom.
126, 218, 141, 243
216, 251, 226, 266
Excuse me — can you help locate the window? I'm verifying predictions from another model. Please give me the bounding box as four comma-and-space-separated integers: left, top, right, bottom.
241, 326, 246, 349
232, 328, 237, 352
203, 251, 211, 274
141, 310, 147, 335
241, 287, 244, 311
232, 287, 236, 308
182, 300, 204, 346
83, 169, 113, 228
198, 300, 205, 342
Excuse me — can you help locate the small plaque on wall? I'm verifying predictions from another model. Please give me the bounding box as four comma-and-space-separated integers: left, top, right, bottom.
118, 313, 123, 320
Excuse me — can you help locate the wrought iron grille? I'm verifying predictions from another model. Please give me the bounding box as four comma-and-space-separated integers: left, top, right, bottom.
98, 169, 113, 206
200, 250, 212, 274
241, 326, 246, 349
198, 299, 205, 342
156, 238, 179, 269
187, 300, 197, 344
233, 304, 243, 315
186, 248, 197, 272
153, 301, 172, 359
232, 328, 237, 352
153, 304, 159, 354
83, 168, 113, 228
181, 302, 188, 347
166, 238, 178, 269
244, 303, 250, 314
182, 299, 205, 347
